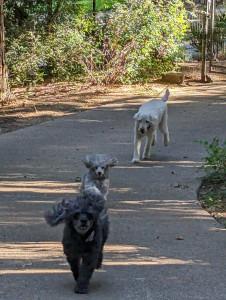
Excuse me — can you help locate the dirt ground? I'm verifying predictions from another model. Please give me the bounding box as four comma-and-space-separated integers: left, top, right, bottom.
0, 82, 168, 135
1, 63, 225, 227
1, 62, 225, 135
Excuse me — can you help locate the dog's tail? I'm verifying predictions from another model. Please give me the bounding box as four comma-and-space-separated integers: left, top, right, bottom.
162, 89, 170, 102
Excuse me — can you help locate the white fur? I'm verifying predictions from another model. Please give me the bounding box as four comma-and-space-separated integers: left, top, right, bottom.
132, 89, 170, 163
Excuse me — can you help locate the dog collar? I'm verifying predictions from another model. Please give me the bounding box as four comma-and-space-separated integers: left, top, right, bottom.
85, 230, 95, 242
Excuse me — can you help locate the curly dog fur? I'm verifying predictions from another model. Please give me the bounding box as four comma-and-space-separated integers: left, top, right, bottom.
132, 89, 170, 163
81, 154, 118, 200
45, 193, 109, 294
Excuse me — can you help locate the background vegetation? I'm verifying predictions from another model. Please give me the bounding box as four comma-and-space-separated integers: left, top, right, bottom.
5, 0, 188, 86
195, 138, 226, 227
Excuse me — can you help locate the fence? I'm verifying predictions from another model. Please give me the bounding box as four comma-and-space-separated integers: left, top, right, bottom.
188, 1, 225, 73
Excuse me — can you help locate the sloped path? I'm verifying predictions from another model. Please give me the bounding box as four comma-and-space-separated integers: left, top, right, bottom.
0, 84, 225, 300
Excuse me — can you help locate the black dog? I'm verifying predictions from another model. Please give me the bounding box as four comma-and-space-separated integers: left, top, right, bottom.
44, 193, 109, 294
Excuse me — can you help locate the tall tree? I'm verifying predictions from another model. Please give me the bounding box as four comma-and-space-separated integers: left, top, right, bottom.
0, 0, 8, 103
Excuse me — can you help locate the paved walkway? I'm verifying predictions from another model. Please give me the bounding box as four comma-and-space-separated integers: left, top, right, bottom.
0, 84, 225, 300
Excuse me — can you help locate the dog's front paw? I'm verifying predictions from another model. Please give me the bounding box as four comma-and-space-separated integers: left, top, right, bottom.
132, 157, 140, 164
75, 286, 88, 294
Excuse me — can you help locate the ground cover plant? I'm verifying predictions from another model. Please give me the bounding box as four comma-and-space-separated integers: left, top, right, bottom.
195, 138, 226, 227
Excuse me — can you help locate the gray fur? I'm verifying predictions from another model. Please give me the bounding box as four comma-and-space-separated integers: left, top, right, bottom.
81, 154, 118, 200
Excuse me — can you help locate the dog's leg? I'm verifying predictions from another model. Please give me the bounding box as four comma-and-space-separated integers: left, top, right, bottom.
159, 111, 170, 146
75, 256, 96, 294
142, 133, 154, 159
132, 123, 142, 163
152, 130, 157, 146
64, 248, 80, 281
69, 258, 80, 281
97, 249, 103, 269
132, 137, 141, 163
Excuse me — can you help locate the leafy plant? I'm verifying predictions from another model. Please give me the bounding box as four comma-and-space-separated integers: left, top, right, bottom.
63, 0, 188, 84
6, 0, 188, 86
196, 137, 226, 228
194, 137, 226, 179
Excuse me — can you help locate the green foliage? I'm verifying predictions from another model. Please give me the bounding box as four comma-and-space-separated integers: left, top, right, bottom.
6, 32, 46, 86
194, 137, 226, 179
4, 0, 124, 39
6, 0, 188, 86
196, 137, 226, 227
76, 0, 125, 12
6, 24, 87, 85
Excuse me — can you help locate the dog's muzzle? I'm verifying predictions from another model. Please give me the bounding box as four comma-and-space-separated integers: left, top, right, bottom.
140, 128, 145, 134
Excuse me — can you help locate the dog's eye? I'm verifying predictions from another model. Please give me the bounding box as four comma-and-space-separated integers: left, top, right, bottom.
87, 213, 93, 220
73, 213, 80, 220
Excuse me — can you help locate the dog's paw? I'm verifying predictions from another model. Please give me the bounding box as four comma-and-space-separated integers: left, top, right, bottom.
96, 253, 103, 269
142, 155, 150, 160
164, 134, 170, 146
75, 286, 88, 294
132, 158, 140, 164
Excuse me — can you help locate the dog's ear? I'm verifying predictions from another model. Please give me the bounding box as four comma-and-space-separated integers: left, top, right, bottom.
85, 191, 104, 203
94, 198, 105, 213
44, 199, 69, 226
85, 192, 105, 213
146, 115, 152, 123
84, 154, 94, 168
83, 186, 102, 199
84, 161, 92, 168
134, 112, 139, 120
106, 158, 118, 168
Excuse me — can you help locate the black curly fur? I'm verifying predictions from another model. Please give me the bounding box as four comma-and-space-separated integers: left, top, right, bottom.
44, 193, 109, 294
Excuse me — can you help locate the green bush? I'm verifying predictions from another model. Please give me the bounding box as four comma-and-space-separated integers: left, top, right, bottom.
78, 0, 188, 83
6, 0, 188, 86
194, 137, 226, 179
6, 32, 46, 86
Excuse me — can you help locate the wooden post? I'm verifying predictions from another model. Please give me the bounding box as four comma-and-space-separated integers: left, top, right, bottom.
93, 0, 96, 18
209, 0, 215, 73
0, 0, 8, 103
201, 0, 209, 83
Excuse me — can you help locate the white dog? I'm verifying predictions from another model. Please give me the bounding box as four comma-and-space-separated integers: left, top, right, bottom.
132, 89, 170, 163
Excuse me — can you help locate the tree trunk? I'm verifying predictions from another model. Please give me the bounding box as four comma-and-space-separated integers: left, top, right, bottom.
209, 0, 215, 73
201, 0, 210, 83
46, 0, 63, 32
0, 0, 8, 104
93, 0, 96, 18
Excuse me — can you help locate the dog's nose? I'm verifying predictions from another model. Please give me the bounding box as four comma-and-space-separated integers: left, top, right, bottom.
80, 214, 88, 223
98, 172, 102, 176
140, 128, 145, 134
80, 219, 87, 225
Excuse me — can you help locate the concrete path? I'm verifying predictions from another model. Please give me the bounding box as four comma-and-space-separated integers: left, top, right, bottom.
0, 84, 225, 300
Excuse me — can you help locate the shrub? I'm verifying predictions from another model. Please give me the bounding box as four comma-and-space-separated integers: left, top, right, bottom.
73, 0, 188, 84
6, 32, 46, 86
6, 0, 188, 86
6, 23, 89, 86
194, 137, 226, 180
